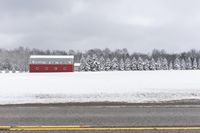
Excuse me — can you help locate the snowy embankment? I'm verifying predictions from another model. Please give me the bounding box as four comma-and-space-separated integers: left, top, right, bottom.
1, 70, 200, 104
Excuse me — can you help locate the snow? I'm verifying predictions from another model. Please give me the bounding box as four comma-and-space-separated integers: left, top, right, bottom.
1, 70, 200, 104
30, 55, 74, 59
74, 63, 80, 66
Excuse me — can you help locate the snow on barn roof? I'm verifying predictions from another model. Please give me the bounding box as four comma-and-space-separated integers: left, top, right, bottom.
30, 55, 74, 59
74, 63, 80, 66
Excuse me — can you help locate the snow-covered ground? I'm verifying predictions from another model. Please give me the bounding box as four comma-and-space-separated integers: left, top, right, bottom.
1, 70, 200, 104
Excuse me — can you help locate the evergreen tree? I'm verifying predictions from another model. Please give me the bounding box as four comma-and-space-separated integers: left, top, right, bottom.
161, 58, 168, 70
180, 59, 186, 70
85, 55, 92, 71
124, 58, 131, 71
169, 61, 173, 70
12, 66, 16, 73
105, 58, 111, 71
186, 57, 192, 70
156, 58, 161, 70
119, 59, 125, 71
0, 63, 3, 71
91, 54, 100, 71
80, 56, 87, 71
2, 59, 11, 70
143, 59, 149, 70
149, 58, 156, 70
111, 57, 119, 71
174, 57, 181, 70
198, 58, 200, 69
192, 58, 198, 70
137, 57, 143, 70
131, 57, 137, 70
5, 68, 9, 73
99, 56, 105, 71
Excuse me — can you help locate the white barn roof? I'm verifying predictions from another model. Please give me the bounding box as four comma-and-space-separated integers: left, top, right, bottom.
74, 63, 80, 66
30, 55, 74, 59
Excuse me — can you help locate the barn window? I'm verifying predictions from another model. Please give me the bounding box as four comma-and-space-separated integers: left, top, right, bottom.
36, 67, 39, 70
63, 67, 67, 70
54, 67, 58, 70
45, 67, 48, 70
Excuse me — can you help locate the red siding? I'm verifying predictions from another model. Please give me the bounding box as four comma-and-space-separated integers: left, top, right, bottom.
29, 64, 74, 72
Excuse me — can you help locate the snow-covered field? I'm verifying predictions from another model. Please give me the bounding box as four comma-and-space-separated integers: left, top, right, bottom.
1, 70, 200, 104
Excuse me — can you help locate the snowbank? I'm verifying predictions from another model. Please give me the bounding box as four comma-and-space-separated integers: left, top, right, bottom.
0, 70, 200, 104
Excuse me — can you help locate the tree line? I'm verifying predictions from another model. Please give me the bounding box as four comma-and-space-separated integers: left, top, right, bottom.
80, 54, 199, 71
0, 47, 200, 72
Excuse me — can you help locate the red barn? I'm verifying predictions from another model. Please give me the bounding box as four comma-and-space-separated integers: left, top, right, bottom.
29, 55, 74, 72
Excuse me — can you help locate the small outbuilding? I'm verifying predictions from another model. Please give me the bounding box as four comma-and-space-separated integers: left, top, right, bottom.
74, 63, 81, 71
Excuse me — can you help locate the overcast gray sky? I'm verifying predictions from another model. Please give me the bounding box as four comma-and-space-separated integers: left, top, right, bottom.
0, 0, 200, 52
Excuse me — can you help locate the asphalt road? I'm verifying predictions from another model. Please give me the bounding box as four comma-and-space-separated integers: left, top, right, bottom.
0, 103, 200, 133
